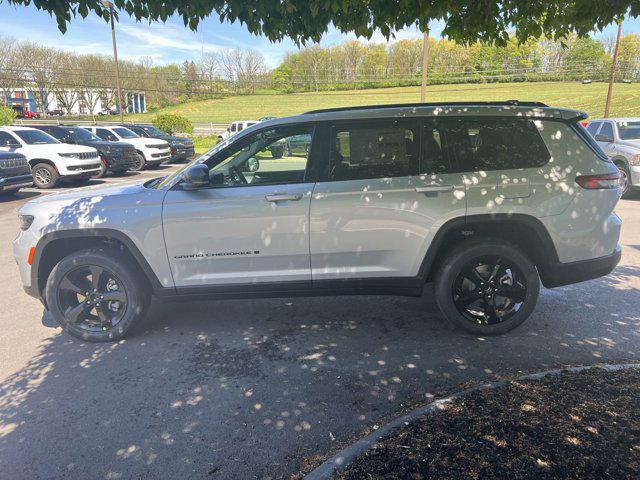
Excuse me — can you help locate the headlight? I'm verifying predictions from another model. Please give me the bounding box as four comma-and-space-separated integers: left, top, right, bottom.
630, 154, 640, 166
58, 152, 80, 158
19, 214, 34, 231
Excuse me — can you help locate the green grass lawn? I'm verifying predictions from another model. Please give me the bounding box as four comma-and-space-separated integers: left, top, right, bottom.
126, 81, 640, 124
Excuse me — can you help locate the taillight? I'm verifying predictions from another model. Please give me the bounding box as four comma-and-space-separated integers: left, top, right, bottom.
575, 172, 621, 189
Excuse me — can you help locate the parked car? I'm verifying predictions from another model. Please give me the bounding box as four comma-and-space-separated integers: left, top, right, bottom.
20, 111, 41, 119
122, 124, 195, 163
0, 126, 101, 189
29, 125, 138, 177
584, 118, 640, 197
97, 107, 119, 116
82, 126, 171, 171
0, 151, 32, 195
14, 102, 621, 342
219, 120, 259, 141
47, 109, 64, 117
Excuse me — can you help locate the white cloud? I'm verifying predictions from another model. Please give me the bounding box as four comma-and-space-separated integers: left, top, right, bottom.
119, 24, 225, 54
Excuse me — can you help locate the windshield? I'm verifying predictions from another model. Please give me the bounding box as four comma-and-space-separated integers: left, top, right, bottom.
113, 127, 139, 139
617, 121, 640, 140
153, 138, 233, 189
141, 125, 166, 137
66, 127, 101, 142
14, 129, 59, 145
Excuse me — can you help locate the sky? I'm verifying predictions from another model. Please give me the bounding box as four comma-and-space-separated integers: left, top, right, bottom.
1, 3, 639, 68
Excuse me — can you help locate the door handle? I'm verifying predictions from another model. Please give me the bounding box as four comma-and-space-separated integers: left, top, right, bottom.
265, 193, 302, 202
415, 185, 455, 193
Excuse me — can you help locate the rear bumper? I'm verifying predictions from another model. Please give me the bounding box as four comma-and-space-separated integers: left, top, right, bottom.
541, 245, 621, 288
0, 173, 33, 191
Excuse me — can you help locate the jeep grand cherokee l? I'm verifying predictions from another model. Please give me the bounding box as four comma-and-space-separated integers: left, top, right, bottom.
30, 125, 138, 177
14, 102, 621, 342
123, 124, 195, 163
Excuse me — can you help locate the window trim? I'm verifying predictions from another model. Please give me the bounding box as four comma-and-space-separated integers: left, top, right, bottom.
326, 118, 421, 182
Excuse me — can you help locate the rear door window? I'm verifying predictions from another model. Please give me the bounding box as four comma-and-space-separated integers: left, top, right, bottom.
421, 119, 451, 174
329, 120, 419, 181
443, 117, 550, 171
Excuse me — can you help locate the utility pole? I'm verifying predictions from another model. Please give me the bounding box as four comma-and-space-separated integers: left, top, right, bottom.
102, 1, 124, 122
604, 18, 623, 118
420, 26, 430, 103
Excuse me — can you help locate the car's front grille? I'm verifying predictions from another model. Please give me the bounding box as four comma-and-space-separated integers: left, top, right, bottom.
152, 152, 170, 158
0, 157, 28, 170
78, 151, 99, 160
149, 144, 168, 150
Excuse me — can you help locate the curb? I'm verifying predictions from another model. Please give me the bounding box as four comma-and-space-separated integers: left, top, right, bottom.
304, 363, 640, 480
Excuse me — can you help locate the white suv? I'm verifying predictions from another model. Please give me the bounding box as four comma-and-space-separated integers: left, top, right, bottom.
83, 126, 171, 171
14, 102, 621, 342
0, 126, 101, 189
219, 120, 259, 141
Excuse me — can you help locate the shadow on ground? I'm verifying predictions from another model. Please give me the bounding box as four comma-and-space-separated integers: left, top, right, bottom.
1, 266, 639, 479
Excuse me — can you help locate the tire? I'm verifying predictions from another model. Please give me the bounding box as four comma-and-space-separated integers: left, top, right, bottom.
616, 162, 631, 198
32, 163, 60, 189
45, 248, 150, 342
270, 146, 284, 159
130, 153, 146, 172
434, 239, 540, 335
95, 162, 108, 178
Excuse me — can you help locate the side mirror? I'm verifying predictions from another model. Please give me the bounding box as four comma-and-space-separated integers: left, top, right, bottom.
595, 134, 613, 143
181, 164, 210, 190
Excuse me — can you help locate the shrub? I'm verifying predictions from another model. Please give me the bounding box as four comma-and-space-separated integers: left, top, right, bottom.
0, 105, 16, 125
152, 114, 193, 134
192, 134, 219, 153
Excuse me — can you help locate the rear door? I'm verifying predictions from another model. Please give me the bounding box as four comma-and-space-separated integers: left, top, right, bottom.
309, 118, 466, 281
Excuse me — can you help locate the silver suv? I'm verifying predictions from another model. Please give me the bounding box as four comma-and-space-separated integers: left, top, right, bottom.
585, 118, 640, 196
14, 102, 622, 342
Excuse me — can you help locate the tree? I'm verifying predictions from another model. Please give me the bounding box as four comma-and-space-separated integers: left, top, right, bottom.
5, 1, 638, 46
0, 105, 16, 125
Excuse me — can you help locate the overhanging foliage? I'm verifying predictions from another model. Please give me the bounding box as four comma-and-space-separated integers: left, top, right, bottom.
5, 1, 639, 44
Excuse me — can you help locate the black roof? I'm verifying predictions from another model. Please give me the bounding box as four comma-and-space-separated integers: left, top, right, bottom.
304, 100, 548, 115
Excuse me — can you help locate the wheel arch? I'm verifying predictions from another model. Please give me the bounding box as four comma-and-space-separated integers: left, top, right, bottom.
611, 156, 629, 168
419, 214, 559, 285
29, 158, 57, 170
32, 228, 164, 302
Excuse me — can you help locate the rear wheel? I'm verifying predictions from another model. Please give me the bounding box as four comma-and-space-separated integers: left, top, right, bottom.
616, 162, 631, 198
45, 248, 150, 342
32, 163, 59, 189
434, 240, 540, 335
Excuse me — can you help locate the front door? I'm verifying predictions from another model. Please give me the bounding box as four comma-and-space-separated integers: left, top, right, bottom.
162, 125, 316, 287
309, 118, 466, 281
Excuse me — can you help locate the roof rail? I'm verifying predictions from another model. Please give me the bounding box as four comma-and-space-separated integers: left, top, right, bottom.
304, 100, 548, 115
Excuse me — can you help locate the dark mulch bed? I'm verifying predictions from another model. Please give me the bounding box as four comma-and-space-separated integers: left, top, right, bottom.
335, 368, 640, 480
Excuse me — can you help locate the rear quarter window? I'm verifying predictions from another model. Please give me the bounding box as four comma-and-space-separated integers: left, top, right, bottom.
443, 117, 551, 172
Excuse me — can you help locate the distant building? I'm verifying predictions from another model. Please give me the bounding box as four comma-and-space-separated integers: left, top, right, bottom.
3, 88, 146, 115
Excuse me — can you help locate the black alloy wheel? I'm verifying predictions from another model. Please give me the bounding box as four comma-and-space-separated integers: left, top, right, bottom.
57, 265, 128, 334
452, 256, 527, 326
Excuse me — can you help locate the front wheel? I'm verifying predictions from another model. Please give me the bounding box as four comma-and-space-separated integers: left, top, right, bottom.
130, 153, 146, 171
32, 163, 60, 189
45, 248, 150, 342
434, 240, 540, 335
616, 163, 631, 198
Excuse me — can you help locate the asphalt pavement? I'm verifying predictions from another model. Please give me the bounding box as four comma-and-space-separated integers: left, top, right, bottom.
0, 171, 638, 479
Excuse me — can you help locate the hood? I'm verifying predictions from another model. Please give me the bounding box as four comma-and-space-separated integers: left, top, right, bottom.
164, 135, 192, 143
23, 143, 97, 154
21, 182, 149, 211
125, 137, 168, 148
618, 139, 640, 150
81, 140, 133, 151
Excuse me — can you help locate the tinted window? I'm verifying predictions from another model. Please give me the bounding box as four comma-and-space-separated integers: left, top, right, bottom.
113, 127, 138, 139
599, 122, 614, 140
421, 120, 450, 174
13, 129, 58, 145
0, 131, 19, 146
444, 117, 550, 171
617, 121, 640, 140
586, 121, 601, 135
94, 128, 115, 141
329, 120, 419, 181
140, 125, 165, 137
66, 127, 100, 142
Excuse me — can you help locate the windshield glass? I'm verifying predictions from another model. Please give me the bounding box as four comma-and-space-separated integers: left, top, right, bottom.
617, 121, 640, 140
113, 127, 139, 139
141, 125, 166, 137
153, 138, 233, 189
14, 129, 59, 145
66, 127, 101, 142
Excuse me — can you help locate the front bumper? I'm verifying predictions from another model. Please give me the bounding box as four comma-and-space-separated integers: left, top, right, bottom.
541, 245, 621, 288
103, 149, 138, 170
0, 173, 33, 191
58, 160, 102, 176
170, 145, 196, 162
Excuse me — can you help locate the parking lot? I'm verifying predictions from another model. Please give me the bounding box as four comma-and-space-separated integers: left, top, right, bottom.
0, 171, 639, 479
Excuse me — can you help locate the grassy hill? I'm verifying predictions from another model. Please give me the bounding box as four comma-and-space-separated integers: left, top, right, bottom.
127, 81, 640, 124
